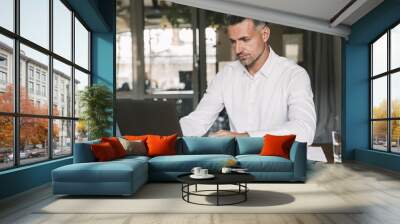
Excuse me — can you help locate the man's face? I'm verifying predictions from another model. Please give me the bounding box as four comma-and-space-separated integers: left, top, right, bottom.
227, 19, 270, 66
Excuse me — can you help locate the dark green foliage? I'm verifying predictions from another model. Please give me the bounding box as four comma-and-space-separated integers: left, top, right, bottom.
79, 84, 113, 140
165, 4, 225, 29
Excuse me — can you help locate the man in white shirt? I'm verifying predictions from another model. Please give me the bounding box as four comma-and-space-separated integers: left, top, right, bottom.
179, 15, 316, 144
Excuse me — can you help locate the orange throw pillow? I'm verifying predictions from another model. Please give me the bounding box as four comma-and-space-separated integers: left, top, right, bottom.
91, 142, 118, 161
259, 134, 296, 159
101, 137, 127, 158
146, 134, 177, 157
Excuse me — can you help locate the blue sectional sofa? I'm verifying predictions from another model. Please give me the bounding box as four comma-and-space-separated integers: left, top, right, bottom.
52, 137, 307, 196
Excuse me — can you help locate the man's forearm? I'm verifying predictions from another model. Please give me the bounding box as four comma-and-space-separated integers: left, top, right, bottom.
209, 130, 249, 137
234, 132, 249, 137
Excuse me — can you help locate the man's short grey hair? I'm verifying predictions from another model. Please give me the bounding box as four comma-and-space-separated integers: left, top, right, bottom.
224, 15, 268, 29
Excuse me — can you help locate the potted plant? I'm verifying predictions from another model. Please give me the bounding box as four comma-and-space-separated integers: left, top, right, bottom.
79, 84, 113, 140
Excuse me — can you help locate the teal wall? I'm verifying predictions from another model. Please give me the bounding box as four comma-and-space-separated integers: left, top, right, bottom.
92, 33, 115, 87
91, 0, 116, 136
0, 0, 116, 200
355, 149, 400, 172
69, 0, 116, 134
0, 158, 72, 199
344, 0, 400, 171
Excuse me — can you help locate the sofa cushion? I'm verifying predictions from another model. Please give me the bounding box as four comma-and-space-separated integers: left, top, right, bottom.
52, 158, 147, 183
115, 155, 150, 163
235, 137, 263, 155
148, 154, 235, 172
179, 137, 235, 155
236, 155, 293, 172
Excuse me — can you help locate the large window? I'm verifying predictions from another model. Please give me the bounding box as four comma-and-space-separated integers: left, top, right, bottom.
116, 1, 221, 119
0, 0, 91, 171
371, 23, 400, 153
143, 2, 194, 95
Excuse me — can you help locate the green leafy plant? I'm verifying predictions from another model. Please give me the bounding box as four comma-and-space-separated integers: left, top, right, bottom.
165, 4, 226, 29
79, 84, 113, 140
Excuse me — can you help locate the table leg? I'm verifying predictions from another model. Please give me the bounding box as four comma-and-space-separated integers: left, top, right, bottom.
245, 183, 247, 201
217, 184, 219, 206
195, 184, 197, 192
181, 184, 183, 199
187, 184, 190, 202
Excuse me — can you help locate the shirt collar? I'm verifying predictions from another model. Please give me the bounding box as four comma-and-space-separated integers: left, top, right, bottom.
241, 46, 277, 79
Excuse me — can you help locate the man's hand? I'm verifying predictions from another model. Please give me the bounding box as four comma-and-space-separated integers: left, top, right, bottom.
209, 130, 249, 137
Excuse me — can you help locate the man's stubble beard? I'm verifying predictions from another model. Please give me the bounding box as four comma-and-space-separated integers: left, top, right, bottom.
239, 44, 267, 68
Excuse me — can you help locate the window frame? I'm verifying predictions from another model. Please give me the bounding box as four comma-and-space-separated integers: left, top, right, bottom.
370, 20, 400, 154
0, 0, 92, 171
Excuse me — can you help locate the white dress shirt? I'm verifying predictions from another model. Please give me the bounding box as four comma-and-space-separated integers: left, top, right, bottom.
179, 48, 316, 144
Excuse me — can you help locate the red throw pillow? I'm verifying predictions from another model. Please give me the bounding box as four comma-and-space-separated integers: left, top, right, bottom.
146, 134, 177, 157
101, 137, 127, 158
91, 142, 118, 161
259, 134, 296, 159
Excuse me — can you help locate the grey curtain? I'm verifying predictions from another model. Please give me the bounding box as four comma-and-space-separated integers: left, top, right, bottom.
302, 31, 342, 144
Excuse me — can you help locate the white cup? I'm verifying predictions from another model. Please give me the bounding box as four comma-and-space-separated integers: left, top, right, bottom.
221, 167, 232, 174
191, 167, 202, 176
200, 169, 208, 176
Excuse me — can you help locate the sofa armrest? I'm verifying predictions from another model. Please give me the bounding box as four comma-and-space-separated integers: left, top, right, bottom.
289, 141, 307, 181
73, 140, 100, 163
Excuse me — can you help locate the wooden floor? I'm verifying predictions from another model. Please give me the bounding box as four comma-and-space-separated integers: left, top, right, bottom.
1, 161, 400, 224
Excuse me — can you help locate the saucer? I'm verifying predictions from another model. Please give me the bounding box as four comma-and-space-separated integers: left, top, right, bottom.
190, 174, 215, 179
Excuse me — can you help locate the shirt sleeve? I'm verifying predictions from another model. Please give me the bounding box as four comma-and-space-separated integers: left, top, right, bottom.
247, 69, 317, 145
179, 71, 226, 136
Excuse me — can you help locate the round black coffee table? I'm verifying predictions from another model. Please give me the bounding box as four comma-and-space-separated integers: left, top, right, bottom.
177, 173, 255, 206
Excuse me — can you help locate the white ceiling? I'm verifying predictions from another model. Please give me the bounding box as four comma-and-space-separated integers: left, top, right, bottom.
225, 0, 352, 22
170, 0, 384, 37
